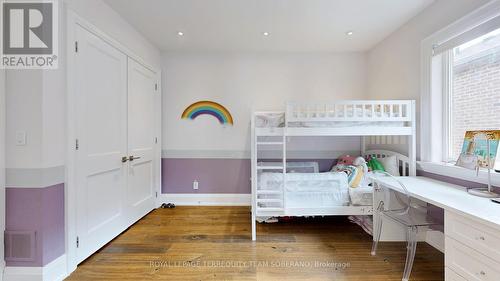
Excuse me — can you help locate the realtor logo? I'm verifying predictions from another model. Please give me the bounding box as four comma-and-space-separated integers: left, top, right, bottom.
1, 0, 58, 69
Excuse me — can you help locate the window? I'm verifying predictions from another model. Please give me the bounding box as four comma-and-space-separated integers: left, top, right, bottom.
427, 15, 500, 163
420, 3, 500, 184
445, 28, 500, 161
444, 29, 500, 161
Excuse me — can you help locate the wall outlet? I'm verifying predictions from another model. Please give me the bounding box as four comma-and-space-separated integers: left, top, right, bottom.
15, 131, 27, 146
193, 180, 199, 190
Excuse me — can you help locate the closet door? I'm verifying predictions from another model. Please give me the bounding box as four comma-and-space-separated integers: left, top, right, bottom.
75, 25, 128, 263
126, 58, 157, 224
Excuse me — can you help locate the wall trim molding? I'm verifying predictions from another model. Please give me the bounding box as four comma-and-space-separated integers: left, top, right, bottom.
0, 260, 5, 281
162, 149, 358, 160
162, 150, 249, 159
425, 230, 445, 253
5, 166, 65, 188
3, 254, 68, 281
161, 193, 251, 206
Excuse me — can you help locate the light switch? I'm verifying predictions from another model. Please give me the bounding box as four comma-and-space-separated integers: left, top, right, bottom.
15, 131, 27, 146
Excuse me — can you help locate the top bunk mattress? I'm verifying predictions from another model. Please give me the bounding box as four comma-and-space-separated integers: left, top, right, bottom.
287, 121, 405, 128
254, 112, 405, 128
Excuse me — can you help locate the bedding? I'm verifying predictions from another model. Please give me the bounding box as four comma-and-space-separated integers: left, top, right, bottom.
255, 113, 285, 127
331, 164, 365, 188
257, 171, 373, 208
254, 112, 405, 128
378, 155, 400, 176
288, 121, 405, 128
349, 185, 373, 206
258, 172, 350, 208
348, 215, 373, 235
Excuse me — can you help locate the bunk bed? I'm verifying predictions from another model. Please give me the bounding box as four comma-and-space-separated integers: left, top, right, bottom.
250, 100, 417, 241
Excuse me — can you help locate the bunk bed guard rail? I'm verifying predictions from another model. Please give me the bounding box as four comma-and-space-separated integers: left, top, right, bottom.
286, 100, 413, 123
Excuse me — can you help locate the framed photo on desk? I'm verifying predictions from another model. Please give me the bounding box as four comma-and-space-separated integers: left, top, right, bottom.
458, 130, 500, 169
495, 144, 500, 172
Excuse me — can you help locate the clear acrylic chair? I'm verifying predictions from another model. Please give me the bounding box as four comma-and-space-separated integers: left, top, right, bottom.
370, 171, 439, 281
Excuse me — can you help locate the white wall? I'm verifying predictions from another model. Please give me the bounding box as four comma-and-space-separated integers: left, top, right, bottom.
5, 71, 44, 169
64, 0, 161, 68
5, 0, 162, 171
162, 52, 368, 157
3, 0, 163, 276
366, 0, 490, 157
0, 69, 6, 278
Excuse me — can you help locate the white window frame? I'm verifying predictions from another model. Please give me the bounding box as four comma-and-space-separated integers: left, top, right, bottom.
442, 49, 454, 163
420, 0, 500, 186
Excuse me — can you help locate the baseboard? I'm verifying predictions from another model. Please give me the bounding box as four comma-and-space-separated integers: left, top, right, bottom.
425, 230, 445, 253
4, 254, 68, 281
0, 260, 5, 281
161, 193, 251, 206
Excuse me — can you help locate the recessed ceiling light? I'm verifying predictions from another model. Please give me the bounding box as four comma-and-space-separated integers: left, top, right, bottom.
346, 31, 354, 36
263, 32, 270, 36
177, 31, 184, 36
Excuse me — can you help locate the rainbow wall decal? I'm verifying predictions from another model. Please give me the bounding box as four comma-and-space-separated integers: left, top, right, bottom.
181, 101, 234, 125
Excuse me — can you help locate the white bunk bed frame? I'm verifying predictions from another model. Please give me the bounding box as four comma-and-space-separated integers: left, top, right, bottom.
250, 100, 417, 241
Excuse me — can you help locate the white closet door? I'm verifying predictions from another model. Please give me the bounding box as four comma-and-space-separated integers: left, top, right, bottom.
126, 58, 157, 224
75, 25, 128, 263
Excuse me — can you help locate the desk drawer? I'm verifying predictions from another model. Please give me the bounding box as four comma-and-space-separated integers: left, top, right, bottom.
446, 237, 500, 281
445, 267, 467, 281
445, 210, 500, 262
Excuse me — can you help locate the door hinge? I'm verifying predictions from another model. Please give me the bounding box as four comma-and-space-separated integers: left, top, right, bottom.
155, 137, 158, 144
75, 139, 79, 150
76, 236, 79, 248
155, 191, 158, 198
75, 41, 78, 52
155, 83, 158, 91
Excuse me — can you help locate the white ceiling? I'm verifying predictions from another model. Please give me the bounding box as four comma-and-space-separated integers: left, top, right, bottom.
104, 0, 435, 53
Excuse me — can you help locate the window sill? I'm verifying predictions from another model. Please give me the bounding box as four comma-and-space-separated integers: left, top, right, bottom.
417, 161, 500, 187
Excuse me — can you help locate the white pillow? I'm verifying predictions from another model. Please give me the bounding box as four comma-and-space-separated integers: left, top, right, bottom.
378, 155, 400, 176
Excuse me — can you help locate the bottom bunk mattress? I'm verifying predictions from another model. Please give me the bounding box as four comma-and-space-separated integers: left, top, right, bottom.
258, 172, 350, 208
258, 172, 373, 209
348, 185, 373, 206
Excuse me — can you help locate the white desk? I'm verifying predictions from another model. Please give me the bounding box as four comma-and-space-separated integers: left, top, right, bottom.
374, 176, 500, 281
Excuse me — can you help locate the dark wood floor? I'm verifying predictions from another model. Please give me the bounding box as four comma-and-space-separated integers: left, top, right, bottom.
66, 206, 444, 280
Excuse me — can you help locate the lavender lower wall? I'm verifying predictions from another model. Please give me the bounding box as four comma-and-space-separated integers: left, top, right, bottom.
161, 158, 336, 194
6, 183, 65, 267
417, 170, 500, 232
162, 158, 500, 234
3, 160, 491, 267
418, 170, 500, 190
162, 159, 251, 194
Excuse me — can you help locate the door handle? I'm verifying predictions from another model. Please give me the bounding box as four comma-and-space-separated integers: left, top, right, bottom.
121, 156, 129, 163
128, 156, 141, 161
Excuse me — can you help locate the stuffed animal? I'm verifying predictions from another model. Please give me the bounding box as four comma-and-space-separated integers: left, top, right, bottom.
337, 155, 356, 166
353, 156, 369, 175
367, 157, 385, 172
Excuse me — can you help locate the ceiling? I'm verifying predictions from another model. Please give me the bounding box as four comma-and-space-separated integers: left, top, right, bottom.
104, 0, 435, 53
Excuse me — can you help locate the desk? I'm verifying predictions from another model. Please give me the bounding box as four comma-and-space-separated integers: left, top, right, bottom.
374, 176, 500, 281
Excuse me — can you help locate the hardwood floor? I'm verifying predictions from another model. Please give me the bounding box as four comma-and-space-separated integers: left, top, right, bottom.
66, 206, 444, 281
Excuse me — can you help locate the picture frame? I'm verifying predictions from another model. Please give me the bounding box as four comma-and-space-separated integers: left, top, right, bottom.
458, 130, 500, 169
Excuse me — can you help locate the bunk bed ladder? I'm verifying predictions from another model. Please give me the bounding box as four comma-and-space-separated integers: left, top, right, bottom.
251, 114, 257, 241
254, 137, 286, 212
253, 113, 287, 230
282, 122, 287, 213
